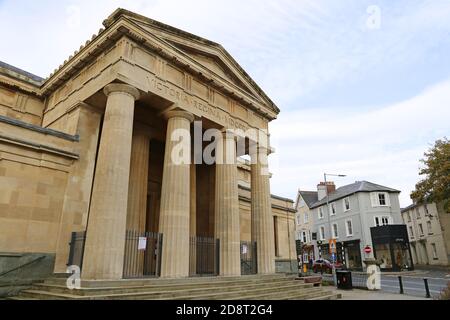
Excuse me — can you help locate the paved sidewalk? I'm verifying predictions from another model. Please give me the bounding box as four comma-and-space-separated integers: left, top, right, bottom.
337, 289, 429, 300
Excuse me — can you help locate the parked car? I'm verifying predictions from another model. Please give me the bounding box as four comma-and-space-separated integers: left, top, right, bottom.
312, 259, 343, 274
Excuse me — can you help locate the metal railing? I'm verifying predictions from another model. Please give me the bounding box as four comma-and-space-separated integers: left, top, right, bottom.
189, 236, 220, 277
0, 256, 46, 279
67, 231, 86, 270
123, 230, 163, 279
241, 241, 257, 275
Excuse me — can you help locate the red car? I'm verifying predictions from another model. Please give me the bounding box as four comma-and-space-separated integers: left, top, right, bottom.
312, 259, 343, 274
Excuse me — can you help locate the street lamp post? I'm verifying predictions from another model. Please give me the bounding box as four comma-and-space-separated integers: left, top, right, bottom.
324, 173, 346, 281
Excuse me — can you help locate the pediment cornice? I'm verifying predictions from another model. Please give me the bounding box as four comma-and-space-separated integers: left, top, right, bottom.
40, 9, 279, 121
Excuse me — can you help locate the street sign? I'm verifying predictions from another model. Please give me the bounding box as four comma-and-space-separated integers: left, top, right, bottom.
364, 246, 372, 254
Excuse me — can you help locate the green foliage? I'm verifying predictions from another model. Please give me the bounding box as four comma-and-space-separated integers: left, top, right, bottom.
411, 138, 450, 211
438, 282, 450, 300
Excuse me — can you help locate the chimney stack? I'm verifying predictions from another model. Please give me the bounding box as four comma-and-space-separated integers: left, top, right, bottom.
317, 182, 336, 201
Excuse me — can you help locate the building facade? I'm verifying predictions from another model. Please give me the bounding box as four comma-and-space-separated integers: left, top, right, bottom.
0, 9, 296, 281
308, 181, 413, 271
402, 202, 450, 266
294, 190, 319, 263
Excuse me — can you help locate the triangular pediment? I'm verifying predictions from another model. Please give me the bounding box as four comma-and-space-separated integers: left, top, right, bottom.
103, 9, 280, 116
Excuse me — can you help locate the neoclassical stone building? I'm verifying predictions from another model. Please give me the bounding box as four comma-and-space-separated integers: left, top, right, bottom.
0, 9, 296, 281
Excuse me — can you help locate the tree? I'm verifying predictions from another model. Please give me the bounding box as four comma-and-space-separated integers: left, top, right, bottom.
411, 138, 450, 211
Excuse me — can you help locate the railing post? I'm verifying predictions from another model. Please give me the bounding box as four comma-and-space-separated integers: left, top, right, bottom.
424, 278, 431, 298
398, 276, 404, 294
216, 239, 220, 276
67, 232, 76, 267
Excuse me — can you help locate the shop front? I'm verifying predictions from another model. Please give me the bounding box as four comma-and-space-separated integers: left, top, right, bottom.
371, 225, 414, 272
317, 240, 362, 271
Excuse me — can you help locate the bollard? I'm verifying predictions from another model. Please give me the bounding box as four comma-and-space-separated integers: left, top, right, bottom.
424, 278, 431, 298
398, 276, 404, 294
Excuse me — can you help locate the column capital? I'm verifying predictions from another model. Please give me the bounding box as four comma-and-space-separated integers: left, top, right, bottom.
163, 109, 195, 123
104, 83, 140, 101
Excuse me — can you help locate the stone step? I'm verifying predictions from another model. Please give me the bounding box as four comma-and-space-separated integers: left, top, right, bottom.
227, 286, 327, 301
32, 278, 305, 296
155, 283, 317, 301
308, 292, 342, 300
43, 274, 295, 288
18, 281, 312, 300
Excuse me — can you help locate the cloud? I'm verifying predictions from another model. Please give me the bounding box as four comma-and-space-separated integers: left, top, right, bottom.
269, 78, 450, 207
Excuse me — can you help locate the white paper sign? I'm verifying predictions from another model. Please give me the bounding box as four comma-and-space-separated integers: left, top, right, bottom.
138, 237, 147, 250
242, 245, 248, 254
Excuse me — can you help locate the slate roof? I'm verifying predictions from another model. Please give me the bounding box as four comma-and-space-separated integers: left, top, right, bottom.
0, 61, 44, 83
298, 191, 319, 208
310, 181, 400, 209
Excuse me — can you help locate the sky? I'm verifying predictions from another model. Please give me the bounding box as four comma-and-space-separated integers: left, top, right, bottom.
1, 0, 449, 207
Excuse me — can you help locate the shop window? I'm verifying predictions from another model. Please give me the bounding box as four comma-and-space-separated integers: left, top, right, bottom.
375, 244, 393, 269
392, 243, 413, 270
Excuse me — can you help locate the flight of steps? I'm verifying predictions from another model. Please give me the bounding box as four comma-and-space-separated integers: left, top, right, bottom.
9, 274, 341, 300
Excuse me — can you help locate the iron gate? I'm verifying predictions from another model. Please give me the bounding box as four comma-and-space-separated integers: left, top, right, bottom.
67, 231, 86, 270
190, 236, 220, 276
241, 241, 257, 275
123, 230, 163, 279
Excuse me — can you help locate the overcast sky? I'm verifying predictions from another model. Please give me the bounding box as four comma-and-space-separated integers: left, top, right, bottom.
1, 0, 449, 207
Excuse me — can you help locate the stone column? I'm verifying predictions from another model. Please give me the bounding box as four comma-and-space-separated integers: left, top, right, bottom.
189, 163, 197, 276
124, 124, 151, 278
158, 110, 194, 278
126, 124, 151, 233
82, 83, 140, 280
215, 130, 241, 276
250, 145, 276, 275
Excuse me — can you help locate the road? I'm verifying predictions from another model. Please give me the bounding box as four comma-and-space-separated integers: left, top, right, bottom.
380, 271, 449, 298
317, 269, 450, 299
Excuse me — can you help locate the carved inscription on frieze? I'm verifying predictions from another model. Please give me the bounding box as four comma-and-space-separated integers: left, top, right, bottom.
148, 76, 250, 131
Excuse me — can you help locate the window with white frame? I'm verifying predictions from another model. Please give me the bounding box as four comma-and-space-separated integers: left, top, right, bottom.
408, 212, 412, 222
370, 192, 391, 207
301, 231, 308, 243
409, 226, 414, 239
416, 208, 421, 219
318, 207, 324, 220
418, 223, 424, 236
296, 231, 302, 241
332, 223, 339, 239
375, 216, 392, 227
343, 197, 350, 211
330, 203, 336, 216
431, 243, 438, 259
319, 226, 325, 240
427, 221, 433, 235
346, 220, 353, 237
296, 214, 301, 226
304, 212, 309, 224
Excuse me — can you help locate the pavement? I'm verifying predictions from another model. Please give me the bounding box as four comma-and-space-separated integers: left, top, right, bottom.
338, 289, 429, 300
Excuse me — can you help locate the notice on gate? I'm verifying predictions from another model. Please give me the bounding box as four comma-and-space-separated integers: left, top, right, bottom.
138, 237, 147, 250
242, 244, 248, 254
